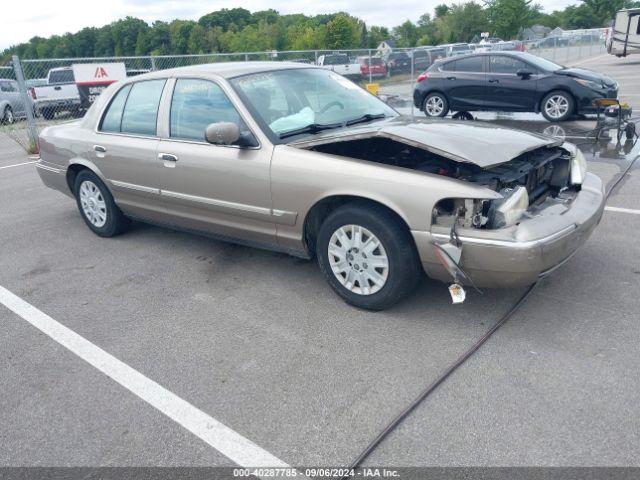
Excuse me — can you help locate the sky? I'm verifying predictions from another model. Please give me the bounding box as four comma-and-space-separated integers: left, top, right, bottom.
1, 0, 580, 50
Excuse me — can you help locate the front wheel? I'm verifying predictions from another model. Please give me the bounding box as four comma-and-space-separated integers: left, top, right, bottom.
541, 91, 574, 122
74, 170, 130, 237
316, 203, 422, 310
423, 92, 449, 118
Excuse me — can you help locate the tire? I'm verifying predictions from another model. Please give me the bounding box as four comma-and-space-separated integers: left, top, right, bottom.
316, 202, 422, 310
73, 170, 130, 237
2, 106, 14, 125
423, 92, 449, 118
541, 90, 574, 122
42, 108, 55, 120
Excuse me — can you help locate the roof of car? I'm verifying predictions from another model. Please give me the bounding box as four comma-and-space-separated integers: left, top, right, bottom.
133, 61, 314, 81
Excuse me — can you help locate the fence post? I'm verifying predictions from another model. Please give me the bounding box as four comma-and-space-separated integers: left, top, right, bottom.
368, 49, 372, 84
11, 55, 39, 153
150, 56, 157, 71
410, 48, 415, 118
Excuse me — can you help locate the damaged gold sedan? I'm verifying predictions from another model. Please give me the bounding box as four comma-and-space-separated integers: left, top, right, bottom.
36, 63, 605, 310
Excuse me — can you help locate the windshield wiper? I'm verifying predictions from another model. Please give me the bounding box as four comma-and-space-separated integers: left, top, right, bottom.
345, 113, 389, 126
278, 122, 343, 139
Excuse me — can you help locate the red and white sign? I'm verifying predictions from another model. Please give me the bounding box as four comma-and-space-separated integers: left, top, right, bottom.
72, 62, 126, 86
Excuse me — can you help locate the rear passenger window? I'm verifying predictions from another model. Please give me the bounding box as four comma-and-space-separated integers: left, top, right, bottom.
170, 79, 242, 141
455, 56, 483, 72
120, 80, 166, 136
100, 84, 132, 133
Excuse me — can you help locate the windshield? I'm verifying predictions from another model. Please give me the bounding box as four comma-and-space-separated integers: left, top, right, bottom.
520, 53, 563, 71
231, 68, 397, 141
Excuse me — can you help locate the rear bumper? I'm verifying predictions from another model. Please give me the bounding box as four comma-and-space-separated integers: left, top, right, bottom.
412, 172, 605, 288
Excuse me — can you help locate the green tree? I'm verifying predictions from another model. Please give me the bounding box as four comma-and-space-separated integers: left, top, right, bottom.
489, 0, 541, 39
325, 14, 354, 48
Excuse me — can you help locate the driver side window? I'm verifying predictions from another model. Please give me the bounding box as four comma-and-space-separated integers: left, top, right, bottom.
170, 79, 243, 141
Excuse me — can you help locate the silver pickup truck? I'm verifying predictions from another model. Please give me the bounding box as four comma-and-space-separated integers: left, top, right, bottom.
30, 67, 82, 120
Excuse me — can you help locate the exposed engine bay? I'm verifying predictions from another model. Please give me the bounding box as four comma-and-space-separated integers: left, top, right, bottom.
306, 137, 582, 230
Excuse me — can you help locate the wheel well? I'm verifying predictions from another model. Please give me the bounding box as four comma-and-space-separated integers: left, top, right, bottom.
303, 195, 413, 256
66, 164, 90, 193
539, 89, 577, 114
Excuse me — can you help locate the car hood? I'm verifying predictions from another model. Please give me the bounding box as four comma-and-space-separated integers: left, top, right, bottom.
555, 67, 617, 87
289, 117, 562, 168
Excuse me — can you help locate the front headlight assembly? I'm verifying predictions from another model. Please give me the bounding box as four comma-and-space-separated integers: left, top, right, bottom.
487, 186, 529, 228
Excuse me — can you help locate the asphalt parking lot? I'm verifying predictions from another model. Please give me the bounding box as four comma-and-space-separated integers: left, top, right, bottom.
1, 53, 639, 472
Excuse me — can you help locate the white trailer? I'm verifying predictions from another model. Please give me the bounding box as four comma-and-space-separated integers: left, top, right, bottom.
607, 8, 640, 57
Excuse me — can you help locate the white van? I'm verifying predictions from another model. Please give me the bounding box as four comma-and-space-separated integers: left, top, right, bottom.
608, 8, 640, 56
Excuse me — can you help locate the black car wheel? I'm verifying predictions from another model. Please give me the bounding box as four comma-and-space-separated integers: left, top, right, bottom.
541, 91, 574, 122
74, 170, 130, 237
2, 106, 14, 125
42, 108, 55, 120
316, 202, 422, 311
423, 92, 449, 118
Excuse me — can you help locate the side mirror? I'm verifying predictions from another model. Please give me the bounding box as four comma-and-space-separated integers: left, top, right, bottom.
516, 69, 533, 78
205, 122, 240, 145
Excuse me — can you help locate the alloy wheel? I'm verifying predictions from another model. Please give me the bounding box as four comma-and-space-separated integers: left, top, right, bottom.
79, 180, 107, 228
425, 96, 445, 116
544, 95, 569, 120
328, 224, 389, 295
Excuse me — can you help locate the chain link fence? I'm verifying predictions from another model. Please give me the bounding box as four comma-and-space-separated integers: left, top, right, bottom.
1, 31, 607, 153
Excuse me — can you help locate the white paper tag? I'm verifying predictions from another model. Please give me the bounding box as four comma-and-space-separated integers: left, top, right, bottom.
448, 283, 466, 304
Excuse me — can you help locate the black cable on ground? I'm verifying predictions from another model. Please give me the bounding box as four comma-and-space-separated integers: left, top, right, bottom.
342, 142, 640, 475
341, 282, 539, 475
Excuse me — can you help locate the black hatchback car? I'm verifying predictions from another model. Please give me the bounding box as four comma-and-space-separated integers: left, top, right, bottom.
413, 52, 618, 121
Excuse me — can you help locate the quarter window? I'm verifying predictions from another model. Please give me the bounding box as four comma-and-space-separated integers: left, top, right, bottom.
99, 84, 132, 133
170, 79, 243, 141
120, 79, 166, 136
455, 56, 483, 72
489, 56, 528, 74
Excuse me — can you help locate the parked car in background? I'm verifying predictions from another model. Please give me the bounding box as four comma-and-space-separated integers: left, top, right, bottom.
316, 54, 361, 80
30, 67, 81, 120
442, 43, 474, 56
1, 79, 31, 124
493, 41, 526, 52
412, 47, 446, 71
35, 62, 604, 310
356, 56, 387, 78
414, 52, 618, 121
384, 52, 412, 75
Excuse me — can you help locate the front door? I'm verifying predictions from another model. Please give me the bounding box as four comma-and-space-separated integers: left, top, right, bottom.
486, 55, 537, 110
157, 78, 276, 245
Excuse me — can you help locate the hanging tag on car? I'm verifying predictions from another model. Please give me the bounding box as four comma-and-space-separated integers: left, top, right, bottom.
448, 283, 466, 304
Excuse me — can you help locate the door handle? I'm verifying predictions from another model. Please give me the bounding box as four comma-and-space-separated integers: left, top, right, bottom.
489, 79, 500, 83
93, 145, 106, 153
158, 153, 178, 162
446, 76, 456, 80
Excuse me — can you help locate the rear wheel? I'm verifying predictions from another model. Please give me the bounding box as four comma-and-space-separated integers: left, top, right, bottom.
74, 170, 130, 237
42, 108, 55, 120
541, 91, 574, 122
316, 202, 422, 310
2, 106, 14, 124
423, 92, 449, 118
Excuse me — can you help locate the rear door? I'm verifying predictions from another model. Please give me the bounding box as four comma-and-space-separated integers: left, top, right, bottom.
443, 56, 486, 110
486, 55, 537, 110
89, 79, 166, 220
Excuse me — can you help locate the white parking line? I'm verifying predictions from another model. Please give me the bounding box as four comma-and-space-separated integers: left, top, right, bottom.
0, 161, 37, 170
0, 285, 289, 474
605, 206, 640, 215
